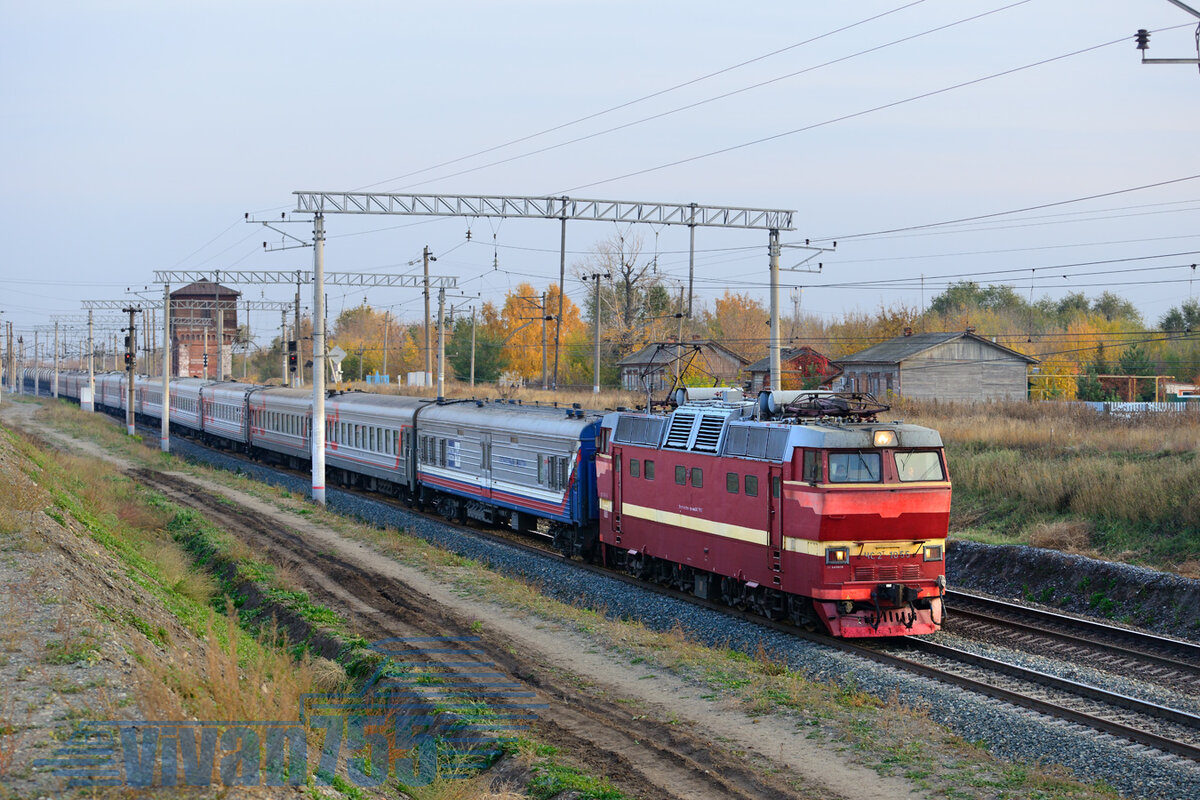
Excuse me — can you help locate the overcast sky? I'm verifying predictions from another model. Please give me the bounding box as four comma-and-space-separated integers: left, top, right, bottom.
2, 0, 1198, 350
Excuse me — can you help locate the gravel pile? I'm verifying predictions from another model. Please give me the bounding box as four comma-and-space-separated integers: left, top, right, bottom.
170, 439, 1200, 799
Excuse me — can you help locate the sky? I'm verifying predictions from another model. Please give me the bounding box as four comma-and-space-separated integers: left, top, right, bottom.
1, 0, 1198, 356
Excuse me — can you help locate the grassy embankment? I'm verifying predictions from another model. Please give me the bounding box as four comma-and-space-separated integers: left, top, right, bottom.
903, 400, 1200, 576
16, 397, 1128, 800
5, 404, 635, 799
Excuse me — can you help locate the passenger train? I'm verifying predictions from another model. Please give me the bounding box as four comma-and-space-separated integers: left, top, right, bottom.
15, 368, 950, 638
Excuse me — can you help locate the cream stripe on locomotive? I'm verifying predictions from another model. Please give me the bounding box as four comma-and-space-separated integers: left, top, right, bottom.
604, 498, 945, 556
617, 502, 769, 546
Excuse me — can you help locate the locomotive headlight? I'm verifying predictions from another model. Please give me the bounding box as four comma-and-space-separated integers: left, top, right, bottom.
923, 544, 943, 562
825, 546, 849, 565
872, 429, 897, 448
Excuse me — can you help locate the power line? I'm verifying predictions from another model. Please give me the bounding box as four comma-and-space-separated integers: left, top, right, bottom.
822, 173, 1200, 242
355, 1, 932, 192
558, 33, 1134, 194
392, 1, 1034, 193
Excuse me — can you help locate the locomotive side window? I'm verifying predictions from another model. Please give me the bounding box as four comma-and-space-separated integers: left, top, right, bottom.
803, 450, 823, 483
828, 452, 882, 483
691, 468, 703, 488
675, 466, 686, 485
772, 475, 781, 498
644, 460, 655, 480
745, 475, 758, 496
726, 472, 738, 494
895, 451, 944, 482
630, 459, 640, 478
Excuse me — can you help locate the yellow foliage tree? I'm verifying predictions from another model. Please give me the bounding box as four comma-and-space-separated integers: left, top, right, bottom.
497, 283, 586, 384
704, 291, 768, 362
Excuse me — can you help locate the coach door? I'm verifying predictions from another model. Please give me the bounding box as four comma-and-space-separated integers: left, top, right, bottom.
611, 446, 623, 533
480, 432, 493, 499
768, 465, 783, 574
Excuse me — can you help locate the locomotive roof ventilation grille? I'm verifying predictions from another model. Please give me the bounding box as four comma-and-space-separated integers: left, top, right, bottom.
663, 411, 696, 449
613, 415, 667, 447
663, 406, 745, 452
724, 423, 791, 461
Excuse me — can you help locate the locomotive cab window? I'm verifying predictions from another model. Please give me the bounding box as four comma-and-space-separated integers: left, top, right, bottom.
828, 451, 882, 483
895, 451, 944, 482
803, 450, 823, 483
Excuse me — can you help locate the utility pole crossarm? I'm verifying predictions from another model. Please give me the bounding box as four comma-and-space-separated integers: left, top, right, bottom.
151, 270, 457, 289
292, 192, 795, 232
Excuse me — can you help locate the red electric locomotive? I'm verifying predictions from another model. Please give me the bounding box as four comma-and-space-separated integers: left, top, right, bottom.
595, 391, 949, 637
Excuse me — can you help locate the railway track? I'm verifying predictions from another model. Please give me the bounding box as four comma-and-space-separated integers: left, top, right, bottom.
117, 416, 1200, 766
944, 588, 1200, 692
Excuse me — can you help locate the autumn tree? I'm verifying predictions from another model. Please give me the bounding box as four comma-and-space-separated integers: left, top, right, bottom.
494, 283, 586, 385
704, 291, 768, 362
576, 233, 666, 353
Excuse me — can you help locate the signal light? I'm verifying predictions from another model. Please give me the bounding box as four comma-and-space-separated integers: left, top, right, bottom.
1135, 29, 1150, 50
124, 353, 133, 367
288, 353, 297, 370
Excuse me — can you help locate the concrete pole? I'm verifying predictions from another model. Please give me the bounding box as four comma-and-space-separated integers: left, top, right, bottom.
203, 326, 208, 380
382, 311, 390, 379
34, 331, 39, 397
125, 307, 136, 436
295, 274, 304, 387
423, 245, 432, 382
688, 207, 696, 318
311, 213, 327, 505
592, 274, 605, 394
161, 283, 171, 452
541, 291, 548, 391
554, 215, 566, 391
437, 287, 446, 402
768, 228, 781, 392
53, 321, 59, 398
470, 306, 476, 389
281, 311, 288, 383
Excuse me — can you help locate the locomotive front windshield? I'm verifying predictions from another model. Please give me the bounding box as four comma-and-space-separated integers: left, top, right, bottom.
828, 451, 882, 483
895, 450, 945, 482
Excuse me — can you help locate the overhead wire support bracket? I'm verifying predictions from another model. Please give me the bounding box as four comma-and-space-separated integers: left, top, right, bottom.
245, 213, 313, 253
1136, 2, 1200, 68
781, 241, 837, 274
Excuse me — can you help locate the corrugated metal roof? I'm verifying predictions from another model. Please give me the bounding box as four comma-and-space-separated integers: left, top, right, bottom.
836, 331, 1037, 364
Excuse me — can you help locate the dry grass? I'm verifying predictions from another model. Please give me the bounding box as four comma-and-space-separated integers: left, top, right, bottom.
902, 398, 1200, 455
139, 602, 342, 723
1027, 520, 1093, 552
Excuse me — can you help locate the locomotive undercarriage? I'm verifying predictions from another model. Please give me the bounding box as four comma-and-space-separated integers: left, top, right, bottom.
601, 545, 823, 630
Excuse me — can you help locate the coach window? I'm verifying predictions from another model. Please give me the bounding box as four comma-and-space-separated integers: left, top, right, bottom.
644, 460, 655, 480
726, 472, 738, 494
675, 465, 686, 485
691, 467, 703, 488
630, 459, 640, 478
745, 475, 759, 496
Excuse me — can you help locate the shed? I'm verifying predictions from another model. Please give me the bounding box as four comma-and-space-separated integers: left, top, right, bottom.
744, 346, 840, 392
616, 340, 748, 392
833, 330, 1037, 402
